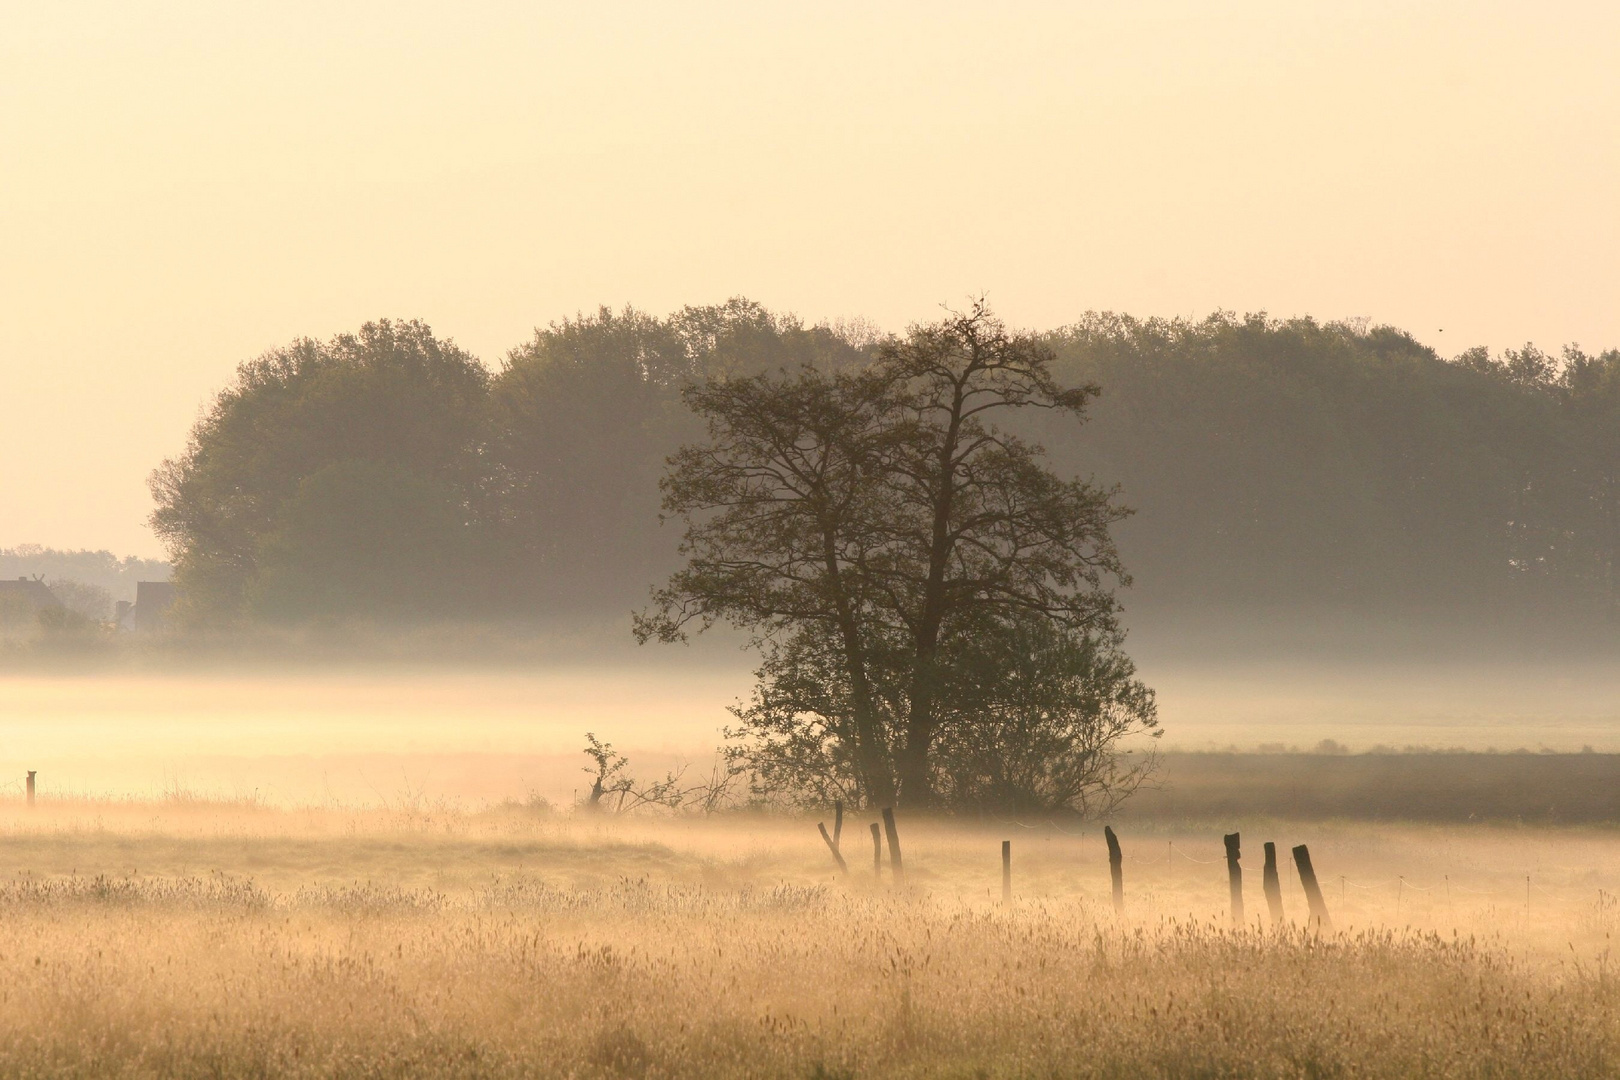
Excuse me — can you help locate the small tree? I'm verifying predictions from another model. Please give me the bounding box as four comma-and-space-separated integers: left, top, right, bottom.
927, 615, 1157, 815
46, 579, 114, 622
640, 302, 1156, 811
580, 733, 744, 814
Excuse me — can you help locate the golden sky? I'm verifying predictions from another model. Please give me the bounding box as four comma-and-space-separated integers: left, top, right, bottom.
3, 1, 1616, 557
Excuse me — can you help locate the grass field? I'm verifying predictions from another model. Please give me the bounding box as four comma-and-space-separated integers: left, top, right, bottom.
4, 666, 1620, 1076
1, 795, 1619, 1078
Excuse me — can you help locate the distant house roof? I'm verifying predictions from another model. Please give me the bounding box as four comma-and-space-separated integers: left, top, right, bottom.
132, 580, 178, 629
0, 578, 61, 612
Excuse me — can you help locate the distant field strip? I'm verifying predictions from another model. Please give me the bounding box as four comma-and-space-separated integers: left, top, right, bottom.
1126, 751, 1620, 822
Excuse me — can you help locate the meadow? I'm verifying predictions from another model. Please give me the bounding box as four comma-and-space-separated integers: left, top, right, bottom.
3, 664, 1619, 1076
1, 794, 1619, 1078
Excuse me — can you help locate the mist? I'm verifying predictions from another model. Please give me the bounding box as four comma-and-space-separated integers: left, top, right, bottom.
5, 4, 1620, 1074
6, 301, 1618, 804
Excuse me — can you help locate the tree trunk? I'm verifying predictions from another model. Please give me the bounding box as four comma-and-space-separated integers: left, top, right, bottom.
896, 699, 936, 809
824, 534, 895, 807
897, 374, 969, 810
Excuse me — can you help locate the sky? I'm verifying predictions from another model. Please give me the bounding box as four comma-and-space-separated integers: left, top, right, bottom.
2, 1, 1617, 558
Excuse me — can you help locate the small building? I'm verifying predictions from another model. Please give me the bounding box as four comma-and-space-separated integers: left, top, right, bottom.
130, 581, 177, 630
0, 577, 61, 614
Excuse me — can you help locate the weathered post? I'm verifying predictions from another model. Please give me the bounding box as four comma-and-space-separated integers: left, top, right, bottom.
1292, 844, 1333, 932
1262, 841, 1285, 925
817, 822, 848, 874
870, 823, 882, 878
833, 800, 843, 850
25, 771, 35, 808
881, 807, 904, 882
1224, 832, 1244, 925
1001, 840, 1012, 904
1104, 825, 1124, 914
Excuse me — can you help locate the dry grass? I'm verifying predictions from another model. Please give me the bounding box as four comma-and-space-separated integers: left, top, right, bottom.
0, 798, 1615, 1077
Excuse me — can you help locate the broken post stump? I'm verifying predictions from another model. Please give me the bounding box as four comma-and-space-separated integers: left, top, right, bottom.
1002, 839, 1012, 903
1262, 841, 1285, 925
818, 822, 848, 875
870, 822, 882, 878
1104, 825, 1124, 914
1224, 832, 1244, 925
881, 807, 904, 882
1292, 843, 1333, 932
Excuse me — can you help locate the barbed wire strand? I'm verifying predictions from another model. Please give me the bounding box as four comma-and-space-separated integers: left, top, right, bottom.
1170, 844, 1220, 865
988, 815, 1086, 837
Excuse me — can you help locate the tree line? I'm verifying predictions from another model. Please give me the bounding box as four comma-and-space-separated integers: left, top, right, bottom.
150, 301, 1620, 631
147, 300, 1617, 810
0, 547, 169, 608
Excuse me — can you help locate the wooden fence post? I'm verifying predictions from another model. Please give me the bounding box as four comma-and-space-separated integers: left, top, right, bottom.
1224, 832, 1244, 925
26, 771, 35, 808
870, 823, 882, 878
818, 822, 848, 874
833, 800, 843, 850
1262, 841, 1284, 925
1002, 840, 1012, 904
1292, 844, 1333, 932
1104, 825, 1123, 914
881, 807, 904, 882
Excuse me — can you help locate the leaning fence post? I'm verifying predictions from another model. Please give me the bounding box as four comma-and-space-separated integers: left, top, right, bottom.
1292, 844, 1333, 932
1002, 840, 1012, 904
1224, 832, 1244, 925
1262, 841, 1285, 925
870, 822, 882, 878
881, 807, 904, 882
817, 822, 848, 875
1104, 825, 1124, 914
26, 771, 35, 808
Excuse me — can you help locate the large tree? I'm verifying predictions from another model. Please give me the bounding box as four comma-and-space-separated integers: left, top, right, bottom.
638, 303, 1155, 810
491, 300, 874, 613
149, 319, 491, 620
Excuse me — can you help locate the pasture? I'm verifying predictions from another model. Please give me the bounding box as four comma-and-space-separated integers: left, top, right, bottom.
0, 795, 1618, 1077
3, 665, 1620, 1076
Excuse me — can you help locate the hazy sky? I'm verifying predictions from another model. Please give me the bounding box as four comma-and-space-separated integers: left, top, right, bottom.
3, 1, 1616, 557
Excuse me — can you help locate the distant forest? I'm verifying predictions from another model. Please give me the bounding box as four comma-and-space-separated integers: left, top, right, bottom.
0, 546, 170, 604
147, 301, 1620, 635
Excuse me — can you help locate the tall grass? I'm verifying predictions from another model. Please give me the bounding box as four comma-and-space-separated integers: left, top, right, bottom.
0, 797, 1616, 1076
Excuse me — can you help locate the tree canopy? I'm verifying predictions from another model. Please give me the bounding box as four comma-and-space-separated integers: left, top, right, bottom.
148, 301, 1620, 643
637, 304, 1158, 810
1039, 314, 1620, 623
149, 319, 492, 620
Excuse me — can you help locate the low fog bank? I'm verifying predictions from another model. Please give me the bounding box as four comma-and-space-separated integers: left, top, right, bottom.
5, 303, 1617, 811
5, 591, 1616, 671
1, 642, 1616, 808
1128, 599, 1620, 666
